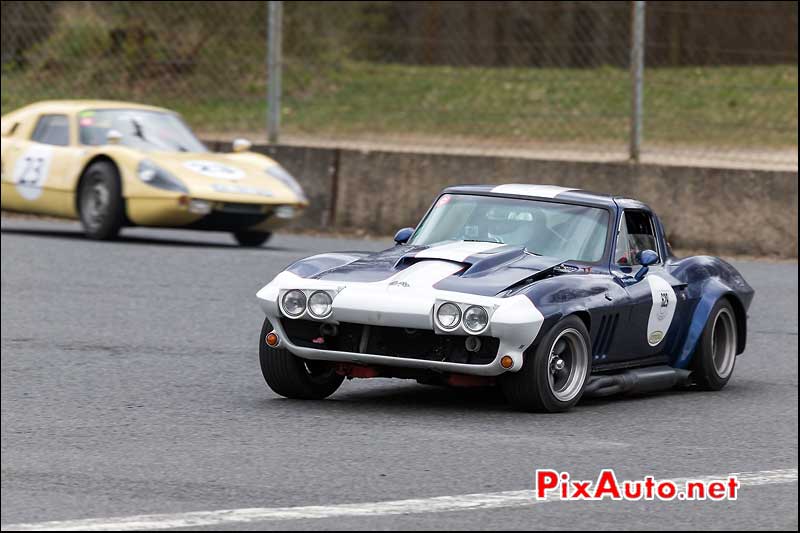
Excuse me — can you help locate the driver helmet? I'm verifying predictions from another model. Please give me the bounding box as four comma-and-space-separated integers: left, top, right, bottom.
486, 208, 543, 244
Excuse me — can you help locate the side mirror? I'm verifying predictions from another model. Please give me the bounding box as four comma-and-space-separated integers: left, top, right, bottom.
393, 227, 415, 245
106, 129, 123, 145
633, 249, 659, 282
232, 138, 252, 153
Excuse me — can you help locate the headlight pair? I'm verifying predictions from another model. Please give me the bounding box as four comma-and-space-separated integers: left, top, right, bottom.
281, 289, 333, 319
436, 302, 489, 333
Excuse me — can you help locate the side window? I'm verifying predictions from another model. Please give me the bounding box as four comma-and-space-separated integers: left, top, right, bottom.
31, 114, 70, 147
615, 211, 659, 266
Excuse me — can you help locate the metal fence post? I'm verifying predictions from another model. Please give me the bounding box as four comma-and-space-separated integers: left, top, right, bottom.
267, 1, 283, 144
629, 1, 646, 162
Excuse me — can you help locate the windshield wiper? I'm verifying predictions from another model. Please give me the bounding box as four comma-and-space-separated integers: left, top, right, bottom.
131, 119, 149, 142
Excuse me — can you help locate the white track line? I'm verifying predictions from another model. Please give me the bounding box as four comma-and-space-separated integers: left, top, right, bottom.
2, 468, 796, 531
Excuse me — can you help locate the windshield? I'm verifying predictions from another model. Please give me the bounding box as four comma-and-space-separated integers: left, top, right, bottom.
78, 109, 207, 153
409, 194, 610, 263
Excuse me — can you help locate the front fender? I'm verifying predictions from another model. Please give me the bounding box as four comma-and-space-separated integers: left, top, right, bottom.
521, 274, 624, 348
80, 146, 144, 198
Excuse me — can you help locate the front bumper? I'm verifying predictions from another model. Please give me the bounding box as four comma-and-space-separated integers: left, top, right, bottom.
272, 319, 511, 376
126, 196, 304, 230
256, 270, 545, 377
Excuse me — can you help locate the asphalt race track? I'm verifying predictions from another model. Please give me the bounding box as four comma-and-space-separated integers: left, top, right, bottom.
1, 218, 797, 530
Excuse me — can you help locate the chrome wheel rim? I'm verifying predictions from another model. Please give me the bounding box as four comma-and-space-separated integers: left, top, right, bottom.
711, 308, 737, 379
547, 328, 589, 402
82, 177, 109, 230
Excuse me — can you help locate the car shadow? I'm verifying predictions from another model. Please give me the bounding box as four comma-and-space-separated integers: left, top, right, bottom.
0, 226, 296, 251
254, 381, 512, 415
255, 379, 700, 416
335, 381, 510, 410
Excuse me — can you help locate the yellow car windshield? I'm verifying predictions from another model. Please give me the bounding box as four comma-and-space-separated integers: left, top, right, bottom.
78, 109, 208, 153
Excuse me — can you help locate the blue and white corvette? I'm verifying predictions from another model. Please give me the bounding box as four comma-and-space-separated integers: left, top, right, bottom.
256, 184, 754, 412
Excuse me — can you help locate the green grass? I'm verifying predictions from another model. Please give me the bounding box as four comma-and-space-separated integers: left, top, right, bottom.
2, 61, 797, 149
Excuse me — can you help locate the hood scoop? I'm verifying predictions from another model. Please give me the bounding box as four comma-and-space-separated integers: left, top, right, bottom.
462, 246, 530, 275
420, 244, 572, 297
395, 243, 529, 270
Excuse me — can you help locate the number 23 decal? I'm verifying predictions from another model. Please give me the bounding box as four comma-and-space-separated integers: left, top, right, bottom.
18, 156, 46, 185
12, 145, 53, 200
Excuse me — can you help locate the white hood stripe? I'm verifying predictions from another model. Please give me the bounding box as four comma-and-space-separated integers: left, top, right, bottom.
388, 260, 465, 287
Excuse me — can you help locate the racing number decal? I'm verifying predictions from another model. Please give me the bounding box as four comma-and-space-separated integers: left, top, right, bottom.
660, 292, 669, 308
18, 157, 46, 186
645, 275, 677, 346
12, 145, 53, 200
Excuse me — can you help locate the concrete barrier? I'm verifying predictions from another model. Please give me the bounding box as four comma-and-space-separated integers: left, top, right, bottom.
207, 140, 798, 258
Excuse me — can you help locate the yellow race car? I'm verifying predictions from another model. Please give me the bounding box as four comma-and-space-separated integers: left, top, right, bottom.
0, 100, 308, 246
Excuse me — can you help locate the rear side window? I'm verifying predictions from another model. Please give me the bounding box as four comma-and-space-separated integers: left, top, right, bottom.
615, 210, 659, 265
31, 114, 70, 146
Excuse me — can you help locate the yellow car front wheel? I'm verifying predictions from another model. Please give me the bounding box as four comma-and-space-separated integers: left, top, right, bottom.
78, 161, 125, 241
233, 231, 272, 247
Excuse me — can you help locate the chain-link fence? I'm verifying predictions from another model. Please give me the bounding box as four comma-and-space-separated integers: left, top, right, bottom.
2, 1, 797, 169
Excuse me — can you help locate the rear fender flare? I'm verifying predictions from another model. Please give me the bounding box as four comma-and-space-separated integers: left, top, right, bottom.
672, 279, 746, 369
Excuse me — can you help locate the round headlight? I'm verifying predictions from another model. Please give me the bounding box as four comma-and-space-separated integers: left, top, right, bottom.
282, 290, 307, 317
436, 302, 461, 329
463, 306, 489, 333
308, 291, 333, 318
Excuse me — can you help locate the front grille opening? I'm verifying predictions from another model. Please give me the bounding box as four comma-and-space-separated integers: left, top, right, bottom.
280, 319, 499, 365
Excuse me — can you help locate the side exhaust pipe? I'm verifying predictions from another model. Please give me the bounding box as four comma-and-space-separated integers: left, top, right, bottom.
584, 365, 692, 398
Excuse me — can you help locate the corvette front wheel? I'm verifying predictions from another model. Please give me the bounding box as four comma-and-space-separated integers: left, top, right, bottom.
259, 318, 343, 400
500, 315, 591, 413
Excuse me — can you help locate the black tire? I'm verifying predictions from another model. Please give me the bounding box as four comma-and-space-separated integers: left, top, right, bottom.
691, 299, 738, 391
500, 315, 591, 413
234, 231, 272, 247
258, 318, 344, 400
78, 161, 125, 240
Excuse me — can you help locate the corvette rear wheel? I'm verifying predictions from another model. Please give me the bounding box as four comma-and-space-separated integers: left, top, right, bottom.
78, 161, 125, 240
500, 315, 591, 413
259, 318, 343, 400
692, 299, 737, 391
234, 231, 272, 247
